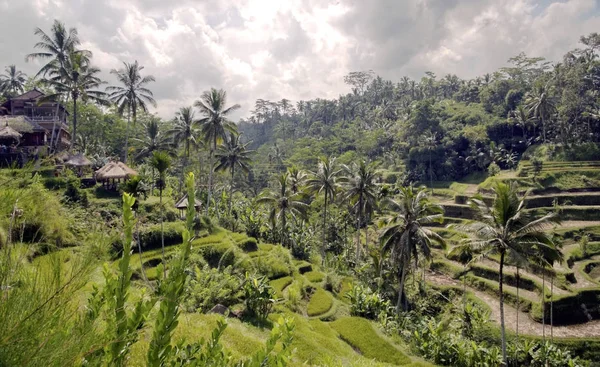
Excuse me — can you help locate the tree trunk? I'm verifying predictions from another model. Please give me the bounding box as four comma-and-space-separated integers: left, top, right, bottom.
321, 192, 328, 264
550, 275, 554, 343
542, 271, 546, 342
542, 115, 546, 143
499, 250, 507, 365
229, 165, 235, 216
429, 149, 433, 194
396, 262, 408, 314
206, 145, 214, 216
356, 194, 362, 260
72, 96, 77, 152
124, 106, 131, 163
137, 213, 149, 285
160, 188, 166, 279
516, 266, 520, 342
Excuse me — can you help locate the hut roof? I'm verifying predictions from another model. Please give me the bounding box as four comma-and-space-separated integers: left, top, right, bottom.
0, 116, 45, 133
0, 124, 22, 140
65, 153, 92, 167
175, 194, 202, 210
95, 161, 138, 180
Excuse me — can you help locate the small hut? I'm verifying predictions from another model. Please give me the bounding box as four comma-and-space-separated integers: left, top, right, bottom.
95, 161, 138, 190
65, 153, 93, 177
175, 194, 202, 218
0, 124, 21, 150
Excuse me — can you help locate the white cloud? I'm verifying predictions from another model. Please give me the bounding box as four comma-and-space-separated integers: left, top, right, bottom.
0, 0, 598, 119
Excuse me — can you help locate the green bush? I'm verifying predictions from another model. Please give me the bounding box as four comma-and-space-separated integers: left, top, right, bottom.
237, 237, 258, 252
201, 242, 241, 269
487, 162, 500, 176
183, 265, 242, 313
330, 317, 411, 365
307, 288, 334, 317
43, 177, 67, 190
345, 285, 391, 320
243, 275, 274, 319
139, 221, 185, 251
252, 246, 294, 279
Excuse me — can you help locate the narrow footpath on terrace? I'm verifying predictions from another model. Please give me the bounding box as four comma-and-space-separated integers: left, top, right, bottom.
427, 271, 600, 338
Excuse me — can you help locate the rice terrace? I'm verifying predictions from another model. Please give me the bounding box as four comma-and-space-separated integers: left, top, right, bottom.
1, 1, 600, 366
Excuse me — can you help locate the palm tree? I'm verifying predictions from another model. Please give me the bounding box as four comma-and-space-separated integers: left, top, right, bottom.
150, 151, 171, 278
525, 83, 557, 143
132, 119, 172, 161
458, 182, 561, 365
0, 65, 27, 96
287, 166, 307, 195
214, 132, 253, 215
43, 52, 107, 150
307, 157, 342, 261
26, 19, 91, 77
169, 106, 200, 180
508, 105, 533, 140
256, 173, 307, 247
423, 131, 437, 193
107, 61, 156, 163
195, 88, 240, 215
379, 186, 444, 313
342, 160, 378, 260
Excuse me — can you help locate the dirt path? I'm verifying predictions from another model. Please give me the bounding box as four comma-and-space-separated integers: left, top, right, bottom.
559, 221, 600, 229
428, 272, 600, 338
478, 259, 570, 295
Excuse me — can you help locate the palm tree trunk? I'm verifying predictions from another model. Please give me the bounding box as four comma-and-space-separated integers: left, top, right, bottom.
72, 96, 77, 152
356, 195, 362, 260
542, 115, 546, 143
550, 275, 554, 343
229, 165, 235, 216
124, 105, 131, 163
206, 139, 216, 216
516, 266, 520, 342
542, 271, 546, 341
160, 187, 165, 279
396, 262, 408, 313
321, 192, 328, 263
499, 250, 507, 365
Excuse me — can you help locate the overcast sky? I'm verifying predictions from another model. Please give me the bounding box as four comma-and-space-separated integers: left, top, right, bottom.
0, 0, 598, 120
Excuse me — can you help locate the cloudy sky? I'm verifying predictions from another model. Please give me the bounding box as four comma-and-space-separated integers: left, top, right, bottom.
0, 0, 598, 119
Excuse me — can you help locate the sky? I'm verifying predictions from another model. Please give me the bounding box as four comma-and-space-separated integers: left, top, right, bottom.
0, 0, 599, 120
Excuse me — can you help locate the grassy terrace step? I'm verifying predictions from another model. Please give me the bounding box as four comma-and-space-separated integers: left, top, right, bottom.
307, 288, 334, 317
330, 317, 413, 366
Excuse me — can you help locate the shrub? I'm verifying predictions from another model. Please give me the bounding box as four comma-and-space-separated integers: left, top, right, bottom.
487, 162, 500, 176
252, 246, 294, 279
243, 275, 275, 319
183, 265, 242, 313
324, 272, 342, 293
237, 237, 258, 252
346, 284, 391, 320
330, 317, 411, 365
307, 288, 334, 317
139, 222, 185, 251
201, 242, 241, 269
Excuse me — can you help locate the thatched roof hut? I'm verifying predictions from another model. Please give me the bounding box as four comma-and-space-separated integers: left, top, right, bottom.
0, 124, 22, 141
65, 153, 92, 167
175, 194, 202, 216
95, 161, 138, 180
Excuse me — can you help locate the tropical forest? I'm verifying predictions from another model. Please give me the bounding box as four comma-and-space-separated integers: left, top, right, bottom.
2, 18, 600, 367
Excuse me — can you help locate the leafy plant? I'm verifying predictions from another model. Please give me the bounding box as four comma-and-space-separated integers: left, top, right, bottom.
242, 274, 275, 319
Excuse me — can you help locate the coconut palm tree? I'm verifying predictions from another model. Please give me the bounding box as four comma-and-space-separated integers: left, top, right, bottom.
150, 151, 171, 278
43, 52, 107, 150
195, 88, 240, 214
508, 105, 533, 140
342, 160, 378, 260
26, 19, 91, 77
214, 132, 253, 215
256, 173, 307, 247
169, 106, 201, 178
307, 157, 343, 261
287, 166, 307, 195
0, 66, 27, 96
379, 185, 444, 313
458, 182, 561, 365
107, 61, 156, 163
132, 119, 172, 161
525, 83, 557, 143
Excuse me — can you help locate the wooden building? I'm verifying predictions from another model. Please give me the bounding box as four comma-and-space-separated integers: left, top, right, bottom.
0, 89, 71, 157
